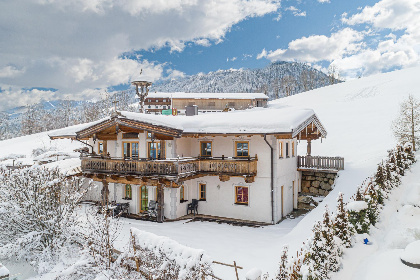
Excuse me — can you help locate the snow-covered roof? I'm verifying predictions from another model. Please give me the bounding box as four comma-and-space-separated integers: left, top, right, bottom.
50, 106, 326, 138
122, 107, 320, 134
49, 118, 109, 139
147, 92, 268, 100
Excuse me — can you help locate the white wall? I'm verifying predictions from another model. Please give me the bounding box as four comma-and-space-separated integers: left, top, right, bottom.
83, 133, 299, 223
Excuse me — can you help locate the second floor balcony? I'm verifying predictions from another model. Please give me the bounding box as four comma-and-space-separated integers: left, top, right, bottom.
81, 155, 258, 181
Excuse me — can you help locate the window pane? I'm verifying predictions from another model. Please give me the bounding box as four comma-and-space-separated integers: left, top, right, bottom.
201, 142, 212, 156
123, 143, 130, 157
243, 187, 248, 203
132, 143, 139, 157
236, 142, 249, 157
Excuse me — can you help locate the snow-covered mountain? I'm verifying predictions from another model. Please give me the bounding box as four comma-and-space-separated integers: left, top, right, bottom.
152, 61, 336, 97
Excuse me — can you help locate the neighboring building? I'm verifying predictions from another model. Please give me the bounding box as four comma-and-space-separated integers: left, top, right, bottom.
144, 92, 268, 115
49, 106, 341, 224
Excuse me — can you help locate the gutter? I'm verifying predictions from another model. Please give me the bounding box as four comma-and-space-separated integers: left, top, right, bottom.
263, 134, 275, 225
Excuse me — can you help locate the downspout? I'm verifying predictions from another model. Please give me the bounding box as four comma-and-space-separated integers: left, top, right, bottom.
74, 137, 94, 154
263, 134, 274, 225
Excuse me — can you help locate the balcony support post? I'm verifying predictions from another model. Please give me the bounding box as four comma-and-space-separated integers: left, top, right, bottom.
157, 184, 164, 223
307, 139, 312, 156
101, 179, 109, 206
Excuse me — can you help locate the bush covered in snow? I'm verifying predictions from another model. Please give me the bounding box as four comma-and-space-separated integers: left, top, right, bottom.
0, 166, 91, 272
122, 228, 215, 280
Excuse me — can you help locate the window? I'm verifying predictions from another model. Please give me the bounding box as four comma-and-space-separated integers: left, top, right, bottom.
163, 106, 166, 109
235, 186, 249, 205
286, 142, 289, 158
292, 142, 295, 157
140, 186, 148, 211
188, 102, 195, 106
122, 142, 139, 158
180, 185, 185, 202
279, 141, 283, 158
148, 105, 151, 108
200, 141, 212, 157
148, 142, 165, 159
199, 183, 206, 201
98, 141, 104, 154
125, 184, 132, 199
228, 102, 235, 107
235, 141, 249, 157
163, 99, 166, 102
208, 101, 216, 107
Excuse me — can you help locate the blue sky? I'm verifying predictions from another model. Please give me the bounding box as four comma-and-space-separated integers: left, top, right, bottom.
0, 0, 419, 110
136, 0, 379, 76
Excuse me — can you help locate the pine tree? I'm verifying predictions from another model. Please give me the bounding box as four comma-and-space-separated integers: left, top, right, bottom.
333, 193, 353, 249
276, 245, 290, 280
306, 207, 341, 280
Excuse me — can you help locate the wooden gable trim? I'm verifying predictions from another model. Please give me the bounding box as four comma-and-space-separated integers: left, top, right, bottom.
75, 116, 182, 140
292, 114, 327, 141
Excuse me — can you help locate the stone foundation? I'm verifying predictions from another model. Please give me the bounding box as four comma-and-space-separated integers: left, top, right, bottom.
301, 171, 338, 196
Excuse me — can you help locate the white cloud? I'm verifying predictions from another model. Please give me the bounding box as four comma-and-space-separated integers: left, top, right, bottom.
0, 0, 281, 109
336, 0, 420, 77
166, 69, 186, 80
0, 65, 25, 78
194, 39, 211, 47
318, 0, 330, 3
257, 48, 268, 59
264, 28, 365, 62
285, 6, 306, 17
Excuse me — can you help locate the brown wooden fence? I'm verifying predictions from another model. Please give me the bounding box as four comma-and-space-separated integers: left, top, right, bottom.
297, 155, 344, 171
81, 156, 257, 178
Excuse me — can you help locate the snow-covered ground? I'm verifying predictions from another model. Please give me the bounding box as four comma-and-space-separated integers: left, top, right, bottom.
114, 215, 305, 279
2, 66, 420, 278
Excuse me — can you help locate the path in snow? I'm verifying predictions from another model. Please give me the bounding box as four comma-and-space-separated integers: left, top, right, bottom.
332, 153, 420, 280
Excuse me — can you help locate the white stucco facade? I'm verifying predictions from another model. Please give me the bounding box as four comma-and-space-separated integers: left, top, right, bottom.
83, 132, 302, 224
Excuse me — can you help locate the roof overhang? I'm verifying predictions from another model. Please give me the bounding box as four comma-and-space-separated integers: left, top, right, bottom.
75, 116, 183, 140
293, 114, 327, 141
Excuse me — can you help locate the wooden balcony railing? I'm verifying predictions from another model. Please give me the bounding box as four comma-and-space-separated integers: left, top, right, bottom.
81, 156, 257, 179
297, 155, 344, 171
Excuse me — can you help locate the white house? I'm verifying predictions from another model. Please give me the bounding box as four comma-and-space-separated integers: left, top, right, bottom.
50, 106, 328, 224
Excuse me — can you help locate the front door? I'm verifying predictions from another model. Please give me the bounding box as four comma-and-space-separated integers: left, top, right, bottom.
140, 185, 148, 212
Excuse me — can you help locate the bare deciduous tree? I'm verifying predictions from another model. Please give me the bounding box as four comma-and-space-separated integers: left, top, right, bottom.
392, 94, 420, 151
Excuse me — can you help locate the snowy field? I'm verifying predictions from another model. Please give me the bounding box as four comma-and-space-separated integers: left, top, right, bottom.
2, 66, 420, 278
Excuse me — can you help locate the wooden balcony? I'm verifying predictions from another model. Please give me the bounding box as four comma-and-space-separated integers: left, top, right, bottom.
297, 155, 344, 171
81, 156, 258, 181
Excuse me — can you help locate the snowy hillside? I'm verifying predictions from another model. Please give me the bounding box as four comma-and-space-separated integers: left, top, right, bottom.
1, 66, 420, 279
271, 66, 420, 253
152, 61, 335, 97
